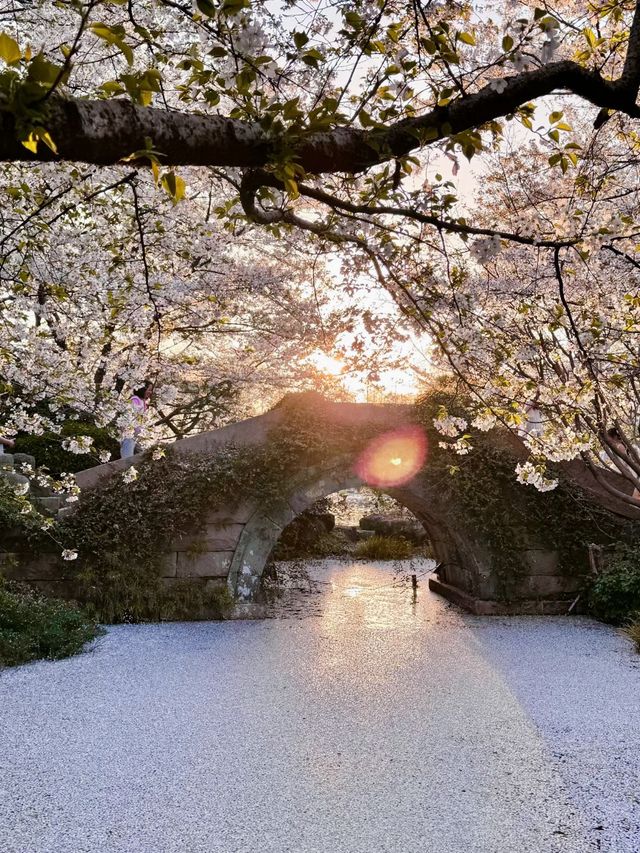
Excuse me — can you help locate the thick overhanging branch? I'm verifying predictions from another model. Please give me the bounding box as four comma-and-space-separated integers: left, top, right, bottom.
1, 61, 640, 171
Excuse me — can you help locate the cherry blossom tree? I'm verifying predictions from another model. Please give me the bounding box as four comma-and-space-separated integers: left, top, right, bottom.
2, 0, 640, 505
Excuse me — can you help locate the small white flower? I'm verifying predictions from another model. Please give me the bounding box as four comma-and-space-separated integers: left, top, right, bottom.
62, 549, 78, 561
389, 80, 412, 101
122, 466, 138, 483
515, 461, 558, 492
65, 494, 79, 503
99, 450, 112, 464
540, 35, 560, 63
488, 78, 508, 94
511, 52, 530, 72
151, 447, 166, 460
452, 436, 472, 456
470, 234, 502, 264
20, 503, 33, 515
13, 482, 29, 496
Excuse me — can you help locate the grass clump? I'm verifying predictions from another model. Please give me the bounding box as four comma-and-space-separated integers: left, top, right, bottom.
626, 616, 640, 653
0, 579, 99, 668
355, 535, 413, 560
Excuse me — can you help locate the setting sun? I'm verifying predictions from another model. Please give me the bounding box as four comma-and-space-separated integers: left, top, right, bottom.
307, 350, 345, 376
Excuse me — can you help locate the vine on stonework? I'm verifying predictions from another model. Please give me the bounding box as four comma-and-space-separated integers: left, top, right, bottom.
56, 399, 380, 622
413, 393, 639, 600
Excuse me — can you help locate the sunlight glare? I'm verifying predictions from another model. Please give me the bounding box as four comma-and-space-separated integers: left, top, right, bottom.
354, 426, 427, 487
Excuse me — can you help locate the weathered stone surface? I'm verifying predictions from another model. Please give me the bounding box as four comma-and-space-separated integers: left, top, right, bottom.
34, 496, 62, 516
523, 550, 560, 576
0, 553, 63, 581
0, 470, 28, 488
0, 454, 14, 471
172, 523, 245, 553
176, 551, 233, 578
160, 552, 177, 578
522, 575, 583, 598
428, 577, 577, 616
359, 513, 426, 543
205, 504, 254, 525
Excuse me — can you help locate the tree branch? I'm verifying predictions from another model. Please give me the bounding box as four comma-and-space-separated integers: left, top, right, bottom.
1, 61, 639, 172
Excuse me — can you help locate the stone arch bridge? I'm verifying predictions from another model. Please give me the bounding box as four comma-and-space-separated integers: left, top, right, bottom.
68, 394, 635, 616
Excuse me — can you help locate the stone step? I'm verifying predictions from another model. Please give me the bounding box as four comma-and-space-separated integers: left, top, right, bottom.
13, 453, 36, 472
0, 470, 29, 491
35, 496, 62, 516
0, 453, 14, 471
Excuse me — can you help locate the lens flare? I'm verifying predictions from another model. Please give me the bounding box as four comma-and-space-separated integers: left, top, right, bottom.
354, 425, 427, 487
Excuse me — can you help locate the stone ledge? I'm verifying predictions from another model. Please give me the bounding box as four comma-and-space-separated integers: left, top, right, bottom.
428, 577, 577, 616
0, 553, 62, 581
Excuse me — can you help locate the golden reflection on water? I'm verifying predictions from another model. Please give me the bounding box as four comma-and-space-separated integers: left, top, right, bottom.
320, 561, 432, 632
262, 558, 436, 633
264, 559, 440, 697
303, 559, 437, 696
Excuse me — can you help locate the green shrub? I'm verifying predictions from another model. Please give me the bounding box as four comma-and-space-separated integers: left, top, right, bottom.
355, 535, 413, 560
0, 477, 55, 550
15, 421, 119, 476
0, 579, 99, 668
588, 546, 640, 625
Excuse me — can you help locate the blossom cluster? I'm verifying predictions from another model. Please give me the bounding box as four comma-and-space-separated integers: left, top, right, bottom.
515, 461, 558, 492
433, 412, 468, 438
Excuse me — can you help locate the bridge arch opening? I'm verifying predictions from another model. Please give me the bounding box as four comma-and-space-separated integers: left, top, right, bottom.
227, 469, 463, 602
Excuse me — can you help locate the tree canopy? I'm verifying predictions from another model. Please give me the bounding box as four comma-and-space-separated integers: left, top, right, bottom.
3, 0, 640, 506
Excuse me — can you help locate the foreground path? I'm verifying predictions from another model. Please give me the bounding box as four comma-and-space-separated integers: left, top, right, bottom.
1, 559, 639, 853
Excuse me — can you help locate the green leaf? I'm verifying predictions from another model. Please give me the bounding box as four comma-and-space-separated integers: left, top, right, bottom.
221, 0, 250, 15
457, 31, 475, 45
90, 22, 133, 65
502, 35, 514, 52
20, 127, 58, 155
196, 0, 216, 16
160, 171, 185, 204
0, 32, 21, 65
26, 52, 64, 86
549, 110, 564, 123
583, 27, 597, 48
